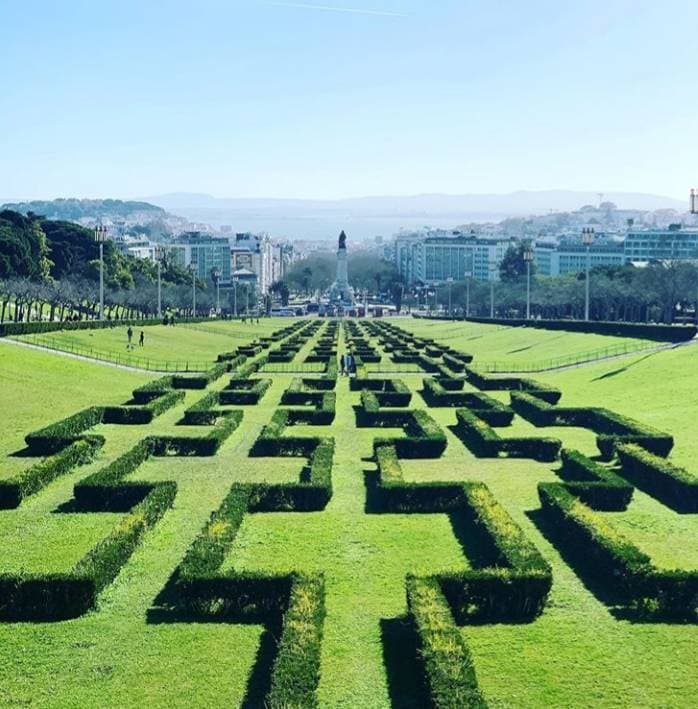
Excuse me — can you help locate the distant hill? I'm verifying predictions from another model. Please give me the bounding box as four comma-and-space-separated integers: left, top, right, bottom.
146, 190, 686, 215
143, 190, 688, 240
1, 198, 166, 222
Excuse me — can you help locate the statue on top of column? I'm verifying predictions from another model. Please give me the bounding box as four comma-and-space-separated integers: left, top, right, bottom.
338, 230, 347, 250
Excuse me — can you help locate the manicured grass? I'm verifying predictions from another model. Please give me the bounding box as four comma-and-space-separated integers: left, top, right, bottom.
0, 318, 697, 707
396, 318, 655, 369
14, 318, 299, 370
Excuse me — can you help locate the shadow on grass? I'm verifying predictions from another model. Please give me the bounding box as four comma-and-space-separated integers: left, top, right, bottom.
380, 617, 430, 709
8, 447, 36, 458
590, 351, 660, 381
525, 508, 623, 610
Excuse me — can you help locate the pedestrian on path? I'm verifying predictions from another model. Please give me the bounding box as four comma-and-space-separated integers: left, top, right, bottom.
139, 330, 145, 347
340, 353, 346, 376
127, 326, 133, 350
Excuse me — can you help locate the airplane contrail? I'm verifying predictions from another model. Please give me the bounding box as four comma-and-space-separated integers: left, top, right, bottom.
264, 2, 407, 17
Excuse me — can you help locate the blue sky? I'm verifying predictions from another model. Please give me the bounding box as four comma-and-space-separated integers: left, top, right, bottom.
1, 0, 696, 201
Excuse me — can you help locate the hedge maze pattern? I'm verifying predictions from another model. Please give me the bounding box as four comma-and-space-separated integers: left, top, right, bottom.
2, 315, 697, 707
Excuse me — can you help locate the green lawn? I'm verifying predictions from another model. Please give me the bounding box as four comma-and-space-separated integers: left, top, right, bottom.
0, 318, 696, 707
395, 317, 656, 369
14, 318, 300, 370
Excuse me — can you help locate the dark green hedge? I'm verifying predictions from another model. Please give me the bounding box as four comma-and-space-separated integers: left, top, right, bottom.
0, 316, 212, 338
0, 437, 103, 509
454, 409, 560, 461
617, 444, 698, 512
424, 316, 697, 343
25, 407, 105, 455
538, 482, 698, 618
150, 411, 243, 456
0, 480, 175, 620
407, 576, 486, 709
74, 438, 154, 510
220, 378, 272, 405
171, 363, 228, 390
464, 367, 562, 404
559, 448, 633, 510
265, 573, 326, 709
102, 389, 184, 424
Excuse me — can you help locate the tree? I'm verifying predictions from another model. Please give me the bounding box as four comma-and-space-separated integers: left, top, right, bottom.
499, 244, 533, 282
0, 211, 51, 280
270, 280, 290, 306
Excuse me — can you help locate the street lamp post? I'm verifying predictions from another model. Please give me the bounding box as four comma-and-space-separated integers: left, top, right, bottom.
582, 227, 595, 321
524, 247, 534, 320
446, 277, 454, 318
154, 246, 163, 319
489, 263, 497, 319
93, 225, 108, 321
189, 264, 197, 317
212, 267, 221, 314
464, 269, 472, 318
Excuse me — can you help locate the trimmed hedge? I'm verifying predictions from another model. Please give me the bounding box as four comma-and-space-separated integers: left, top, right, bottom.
454, 409, 561, 462
422, 379, 514, 425
464, 366, 562, 404
219, 378, 272, 405
74, 438, 155, 510
372, 445, 465, 513
559, 449, 633, 511
181, 391, 223, 425
0, 316, 212, 338
0, 480, 175, 620
539, 482, 698, 618
407, 576, 486, 709
0, 437, 103, 509
171, 363, 228, 390
286, 393, 336, 426
617, 443, 698, 513
102, 389, 184, 424
150, 411, 244, 456
265, 574, 326, 709
132, 376, 174, 404
369, 410, 448, 459
510, 391, 674, 459
25, 407, 105, 455
423, 315, 697, 343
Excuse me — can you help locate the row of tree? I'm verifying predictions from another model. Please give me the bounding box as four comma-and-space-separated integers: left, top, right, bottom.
424, 259, 698, 323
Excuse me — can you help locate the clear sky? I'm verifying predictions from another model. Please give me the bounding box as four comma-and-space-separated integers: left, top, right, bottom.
1, 0, 696, 201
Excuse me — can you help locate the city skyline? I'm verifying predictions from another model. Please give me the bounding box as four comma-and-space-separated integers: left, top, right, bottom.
2, 0, 697, 201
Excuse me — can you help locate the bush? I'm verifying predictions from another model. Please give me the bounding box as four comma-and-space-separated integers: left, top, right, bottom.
0, 480, 176, 620
436, 316, 697, 343
181, 391, 222, 425
265, 574, 326, 709
132, 376, 174, 404
0, 438, 103, 509
538, 482, 698, 617
74, 439, 154, 510
454, 409, 560, 461
151, 411, 243, 456
219, 378, 272, 405
73, 481, 176, 596
172, 363, 227, 389
616, 443, 698, 512
464, 367, 562, 404
25, 407, 105, 454
407, 576, 486, 709
102, 389, 184, 424
559, 448, 633, 510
